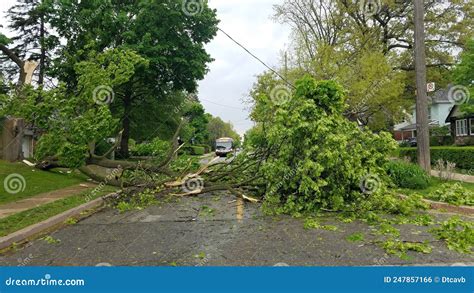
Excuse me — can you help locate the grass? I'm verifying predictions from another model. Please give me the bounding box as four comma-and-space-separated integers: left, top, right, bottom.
0, 185, 117, 237
0, 160, 88, 205
401, 177, 474, 196
400, 177, 474, 206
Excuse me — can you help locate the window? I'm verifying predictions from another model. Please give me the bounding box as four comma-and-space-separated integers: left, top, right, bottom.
456, 119, 468, 136
471, 119, 474, 136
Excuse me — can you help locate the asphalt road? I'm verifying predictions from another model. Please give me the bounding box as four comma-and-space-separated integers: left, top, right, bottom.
1, 192, 472, 266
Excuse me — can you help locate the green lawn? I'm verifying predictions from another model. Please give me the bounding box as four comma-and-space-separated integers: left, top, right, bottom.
0, 160, 88, 205
401, 177, 474, 194
400, 177, 474, 206
0, 185, 117, 237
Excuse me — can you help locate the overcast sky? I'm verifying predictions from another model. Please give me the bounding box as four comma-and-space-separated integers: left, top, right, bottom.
0, 0, 291, 136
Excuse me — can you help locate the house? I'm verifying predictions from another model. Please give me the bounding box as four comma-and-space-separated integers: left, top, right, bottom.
393, 86, 456, 141
0, 117, 36, 161
445, 105, 474, 145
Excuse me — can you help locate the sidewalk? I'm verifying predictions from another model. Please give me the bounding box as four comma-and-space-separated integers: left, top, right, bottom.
430, 170, 474, 183
0, 183, 97, 219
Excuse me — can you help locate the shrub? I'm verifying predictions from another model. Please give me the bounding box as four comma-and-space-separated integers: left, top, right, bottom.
194, 144, 211, 154
191, 146, 205, 156
399, 146, 474, 170
430, 136, 454, 146
385, 161, 431, 189
130, 138, 170, 159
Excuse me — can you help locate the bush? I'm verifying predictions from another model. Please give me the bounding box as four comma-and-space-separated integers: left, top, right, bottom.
430, 136, 454, 146
130, 138, 170, 159
195, 144, 211, 153
179, 146, 205, 156
191, 146, 205, 155
399, 147, 474, 170
385, 161, 431, 189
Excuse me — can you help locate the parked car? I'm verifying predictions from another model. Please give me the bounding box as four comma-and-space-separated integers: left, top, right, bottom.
408, 137, 417, 147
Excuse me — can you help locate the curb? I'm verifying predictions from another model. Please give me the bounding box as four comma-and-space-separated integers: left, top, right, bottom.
0, 193, 116, 250
424, 198, 473, 216
399, 194, 473, 216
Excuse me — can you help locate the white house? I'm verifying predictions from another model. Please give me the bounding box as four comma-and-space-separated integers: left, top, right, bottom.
393, 85, 455, 141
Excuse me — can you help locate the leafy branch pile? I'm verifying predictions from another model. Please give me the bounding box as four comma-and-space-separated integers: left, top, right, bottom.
248, 76, 398, 214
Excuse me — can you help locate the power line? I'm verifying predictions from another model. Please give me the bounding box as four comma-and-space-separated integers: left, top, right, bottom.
200, 98, 246, 110
217, 27, 295, 89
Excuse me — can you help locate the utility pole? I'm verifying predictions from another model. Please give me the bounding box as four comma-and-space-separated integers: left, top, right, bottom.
413, 0, 431, 172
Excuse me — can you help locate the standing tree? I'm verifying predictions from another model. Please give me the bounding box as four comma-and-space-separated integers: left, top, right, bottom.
206, 115, 241, 149
452, 39, 474, 114
413, 0, 431, 172
273, 0, 473, 130
4, 0, 58, 86
182, 102, 210, 145
50, 0, 219, 157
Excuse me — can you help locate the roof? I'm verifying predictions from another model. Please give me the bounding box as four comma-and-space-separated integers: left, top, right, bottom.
428, 84, 455, 105
445, 105, 474, 122
399, 120, 440, 131
216, 137, 234, 141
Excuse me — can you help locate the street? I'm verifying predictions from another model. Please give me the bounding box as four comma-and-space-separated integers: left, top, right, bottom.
1, 193, 472, 266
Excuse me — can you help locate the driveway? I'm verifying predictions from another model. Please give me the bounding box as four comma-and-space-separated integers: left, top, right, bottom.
0, 192, 472, 266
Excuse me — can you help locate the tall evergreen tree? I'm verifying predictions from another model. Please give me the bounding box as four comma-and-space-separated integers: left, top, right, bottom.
6, 0, 58, 85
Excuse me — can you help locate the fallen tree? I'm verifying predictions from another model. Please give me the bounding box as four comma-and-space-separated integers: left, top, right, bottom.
0, 47, 403, 214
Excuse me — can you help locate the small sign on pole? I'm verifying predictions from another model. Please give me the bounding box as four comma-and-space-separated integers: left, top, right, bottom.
427, 82, 436, 93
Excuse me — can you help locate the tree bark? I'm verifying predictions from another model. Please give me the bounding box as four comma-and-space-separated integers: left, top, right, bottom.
413, 0, 431, 172
120, 95, 132, 158
38, 13, 46, 86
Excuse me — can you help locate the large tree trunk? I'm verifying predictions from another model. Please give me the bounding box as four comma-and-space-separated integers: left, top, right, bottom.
38, 14, 46, 86
413, 0, 431, 172
120, 95, 132, 158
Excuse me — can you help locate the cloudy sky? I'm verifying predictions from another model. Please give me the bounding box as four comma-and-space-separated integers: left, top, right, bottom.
0, 0, 291, 136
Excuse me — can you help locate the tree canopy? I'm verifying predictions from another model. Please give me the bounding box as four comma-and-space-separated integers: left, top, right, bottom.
273, 0, 473, 130
452, 39, 474, 114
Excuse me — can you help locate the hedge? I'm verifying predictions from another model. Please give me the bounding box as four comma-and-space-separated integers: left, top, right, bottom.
385, 160, 431, 189
398, 147, 474, 170
194, 144, 211, 154
180, 146, 205, 156
191, 146, 205, 156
